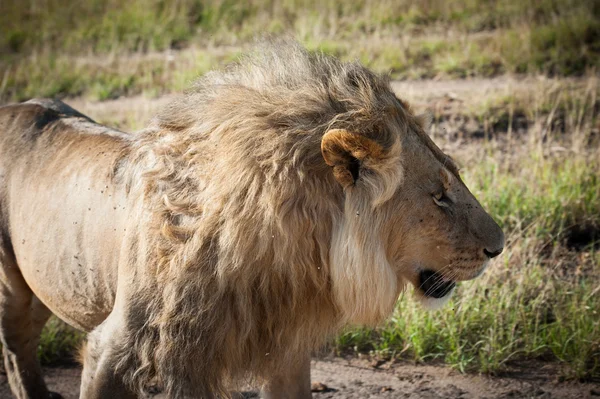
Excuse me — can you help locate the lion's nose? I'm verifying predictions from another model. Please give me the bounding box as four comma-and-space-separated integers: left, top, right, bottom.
483, 247, 503, 258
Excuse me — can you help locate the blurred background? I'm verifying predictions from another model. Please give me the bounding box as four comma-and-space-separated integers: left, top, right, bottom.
0, 0, 599, 396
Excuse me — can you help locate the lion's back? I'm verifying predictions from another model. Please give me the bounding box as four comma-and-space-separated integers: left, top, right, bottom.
0, 99, 131, 187
0, 101, 57, 161
0, 99, 129, 155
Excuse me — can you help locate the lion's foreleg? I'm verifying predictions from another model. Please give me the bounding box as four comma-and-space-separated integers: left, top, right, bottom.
260, 354, 312, 399
79, 319, 137, 399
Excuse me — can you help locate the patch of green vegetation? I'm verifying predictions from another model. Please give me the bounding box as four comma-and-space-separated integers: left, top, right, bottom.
0, 0, 199, 55
478, 155, 599, 237
38, 318, 84, 365
500, 10, 600, 76
1, 49, 220, 102
347, 257, 598, 379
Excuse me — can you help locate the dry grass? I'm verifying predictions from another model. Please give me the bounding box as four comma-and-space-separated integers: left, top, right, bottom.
1, 0, 598, 102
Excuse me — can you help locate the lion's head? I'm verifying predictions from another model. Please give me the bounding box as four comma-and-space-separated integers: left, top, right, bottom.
322, 120, 504, 323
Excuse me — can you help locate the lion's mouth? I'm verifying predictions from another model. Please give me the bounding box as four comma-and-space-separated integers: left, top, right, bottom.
418, 270, 456, 298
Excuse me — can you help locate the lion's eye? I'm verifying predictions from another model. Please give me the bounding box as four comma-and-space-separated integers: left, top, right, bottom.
433, 192, 450, 208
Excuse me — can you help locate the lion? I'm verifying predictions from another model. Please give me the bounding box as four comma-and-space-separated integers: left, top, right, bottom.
0, 40, 504, 398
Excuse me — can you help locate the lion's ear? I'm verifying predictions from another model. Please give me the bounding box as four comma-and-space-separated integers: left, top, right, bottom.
321, 129, 384, 187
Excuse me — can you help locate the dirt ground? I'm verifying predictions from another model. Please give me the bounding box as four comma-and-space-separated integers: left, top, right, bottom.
1, 357, 598, 399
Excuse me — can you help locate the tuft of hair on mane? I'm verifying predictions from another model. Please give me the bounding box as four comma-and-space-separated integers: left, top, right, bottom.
156, 37, 400, 142
116, 38, 409, 397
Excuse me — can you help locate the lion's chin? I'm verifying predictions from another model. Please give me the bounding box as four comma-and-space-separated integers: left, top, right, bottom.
417, 287, 455, 310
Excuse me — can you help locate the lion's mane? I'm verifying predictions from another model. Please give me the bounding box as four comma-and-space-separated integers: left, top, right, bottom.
114, 39, 407, 397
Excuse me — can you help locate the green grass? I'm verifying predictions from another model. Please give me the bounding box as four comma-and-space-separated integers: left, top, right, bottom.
337, 256, 599, 379
2, 0, 598, 55
38, 318, 84, 365
469, 147, 600, 239
1, 49, 223, 102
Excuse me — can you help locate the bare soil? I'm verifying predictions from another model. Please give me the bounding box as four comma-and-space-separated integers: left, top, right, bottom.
1, 357, 598, 399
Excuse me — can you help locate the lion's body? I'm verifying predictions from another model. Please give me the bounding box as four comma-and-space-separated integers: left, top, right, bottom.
0, 41, 504, 399
0, 100, 128, 331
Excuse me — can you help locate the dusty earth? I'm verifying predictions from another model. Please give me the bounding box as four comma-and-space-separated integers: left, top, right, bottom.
1, 357, 598, 399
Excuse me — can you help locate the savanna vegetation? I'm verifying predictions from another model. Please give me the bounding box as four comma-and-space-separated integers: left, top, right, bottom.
1, 0, 599, 101
1, 0, 598, 382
